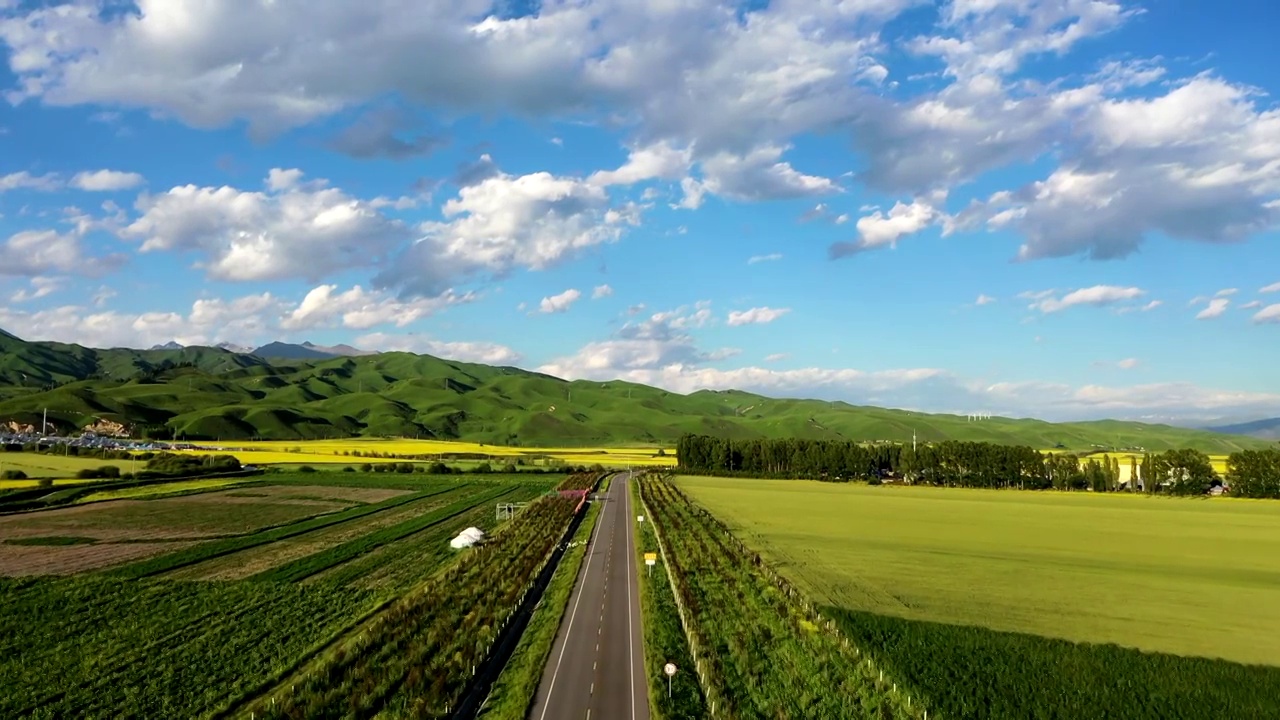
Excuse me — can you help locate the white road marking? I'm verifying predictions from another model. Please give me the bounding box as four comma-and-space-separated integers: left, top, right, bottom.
536, 474, 614, 720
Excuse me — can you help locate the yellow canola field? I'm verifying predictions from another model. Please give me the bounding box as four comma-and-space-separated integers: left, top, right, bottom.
1071, 451, 1230, 475
171, 438, 677, 468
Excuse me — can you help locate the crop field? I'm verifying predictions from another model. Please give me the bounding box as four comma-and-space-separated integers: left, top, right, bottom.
678, 476, 1280, 718
0, 470, 579, 718
0, 451, 134, 479
1069, 450, 1230, 476
173, 437, 677, 468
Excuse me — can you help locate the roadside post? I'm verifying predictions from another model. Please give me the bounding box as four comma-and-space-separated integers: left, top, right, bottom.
644, 552, 657, 575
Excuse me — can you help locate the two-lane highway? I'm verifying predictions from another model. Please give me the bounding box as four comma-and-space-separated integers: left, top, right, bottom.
528, 472, 649, 720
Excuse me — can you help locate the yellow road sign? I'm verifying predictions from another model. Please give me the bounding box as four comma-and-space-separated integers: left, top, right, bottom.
644, 552, 658, 562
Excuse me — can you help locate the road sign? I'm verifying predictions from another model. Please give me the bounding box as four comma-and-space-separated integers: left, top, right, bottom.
664, 663, 677, 676
637, 515, 644, 522
644, 552, 657, 562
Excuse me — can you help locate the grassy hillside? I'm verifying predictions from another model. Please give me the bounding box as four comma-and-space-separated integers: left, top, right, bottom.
0, 330, 1269, 452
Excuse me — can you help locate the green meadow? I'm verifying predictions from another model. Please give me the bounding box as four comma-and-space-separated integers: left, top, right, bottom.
678, 476, 1280, 665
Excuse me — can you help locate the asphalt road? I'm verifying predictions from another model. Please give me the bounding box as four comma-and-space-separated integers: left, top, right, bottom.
528, 472, 649, 720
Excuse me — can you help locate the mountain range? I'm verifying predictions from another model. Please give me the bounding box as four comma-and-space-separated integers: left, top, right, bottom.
0, 328, 1272, 452
148, 340, 377, 359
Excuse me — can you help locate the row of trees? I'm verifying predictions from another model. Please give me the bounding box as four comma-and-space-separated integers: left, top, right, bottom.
676, 435, 1280, 497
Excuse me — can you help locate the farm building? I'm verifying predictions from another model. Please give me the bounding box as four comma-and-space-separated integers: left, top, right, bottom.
449, 527, 486, 549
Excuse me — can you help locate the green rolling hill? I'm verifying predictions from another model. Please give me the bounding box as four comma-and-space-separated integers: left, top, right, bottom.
0, 329, 1270, 453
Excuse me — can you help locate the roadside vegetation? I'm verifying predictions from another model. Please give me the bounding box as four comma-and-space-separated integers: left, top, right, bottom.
479, 500, 602, 719
640, 476, 922, 719
632, 478, 706, 719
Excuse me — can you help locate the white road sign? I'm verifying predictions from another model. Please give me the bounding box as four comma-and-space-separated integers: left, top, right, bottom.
664, 663, 677, 676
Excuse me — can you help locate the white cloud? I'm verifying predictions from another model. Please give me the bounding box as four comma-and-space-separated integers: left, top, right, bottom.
831, 199, 942, 257
0, 292, 287, 349
692, 145, 838, 203
1116, 358, 1140, 370
1215, 288, 1239, 297
123, 169, 412, 283
748, 253, 783, 265
975, 294, 997, 306
1240, 300, 1262, 310
726, 307, 791, 326
378, 170, 640, 296
1253, 304, 1280, 325
589, 141, 691, 186
282, 284, 476, 331
538, 288, 582, 314
0, 171, 60, 192
1026, 285, 1145, 314
0, 228, 125, 277
354, 333, 522, 364
1141, 300, 1163, 312
764, 353, 789, 363
1195, 298, 1230, 320
592, 284, 614, 300
71, 170, 144, 191
1261, 282, 1280, 294
9, 276, 64, 302
2, 0, 1275, 281
540, 321, 1280, 423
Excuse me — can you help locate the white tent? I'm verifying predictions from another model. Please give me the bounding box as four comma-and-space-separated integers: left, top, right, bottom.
449, 526, 486, 549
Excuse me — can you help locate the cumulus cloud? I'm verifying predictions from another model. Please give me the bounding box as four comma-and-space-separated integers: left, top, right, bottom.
1025, 285, 1145, 314
538, 288, 582, 314
592, 284, 613, 299
354, 333, 522, 364
539, 318, 1280, 422
748, 253, 783, 265
726, 307, 791, 326
831, 199, 942, 257
589, 141, 691, 186
764, 353, 789, 363
281, 284, 476, 331
1195, 298, 1230, 320
377, 170, 640, 296
70, 170, 145, 191
1253, 304, 1280, 325
0, 228, 126, 277
0, 171, 60, 192
122, 169, 412, 283
1262, 282, 1280, 294
975, 294, 997, 306
9, 276, 64, 302
1215, 288, 1239, 297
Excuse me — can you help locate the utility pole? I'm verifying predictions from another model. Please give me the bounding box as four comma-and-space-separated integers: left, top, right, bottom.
913, 429, 917, 453
42, 408, 47, 436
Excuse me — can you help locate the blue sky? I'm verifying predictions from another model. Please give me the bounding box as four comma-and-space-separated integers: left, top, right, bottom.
0, 0, 1278, 424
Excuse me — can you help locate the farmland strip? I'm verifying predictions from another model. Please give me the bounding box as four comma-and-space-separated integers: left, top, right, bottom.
248, 484, 517, 583
107, 484, 461, 578
249, 474, 600, 719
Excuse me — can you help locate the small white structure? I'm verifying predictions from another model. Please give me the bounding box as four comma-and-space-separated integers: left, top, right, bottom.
449, 526, 486, 549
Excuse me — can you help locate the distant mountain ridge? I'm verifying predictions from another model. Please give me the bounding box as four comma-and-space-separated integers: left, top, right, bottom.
1207, 417, 1280, 440
0, 327, 1270, 452
141, 340, 376, 359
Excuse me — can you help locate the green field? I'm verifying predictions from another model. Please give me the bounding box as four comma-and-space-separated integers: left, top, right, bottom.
0, 328, 1267, 451
0, 452, 134, 479
678, 476, 1280, 665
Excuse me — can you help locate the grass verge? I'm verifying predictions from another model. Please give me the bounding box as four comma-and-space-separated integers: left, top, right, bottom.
477, 500, 602, 719
634, 478, 707, 719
